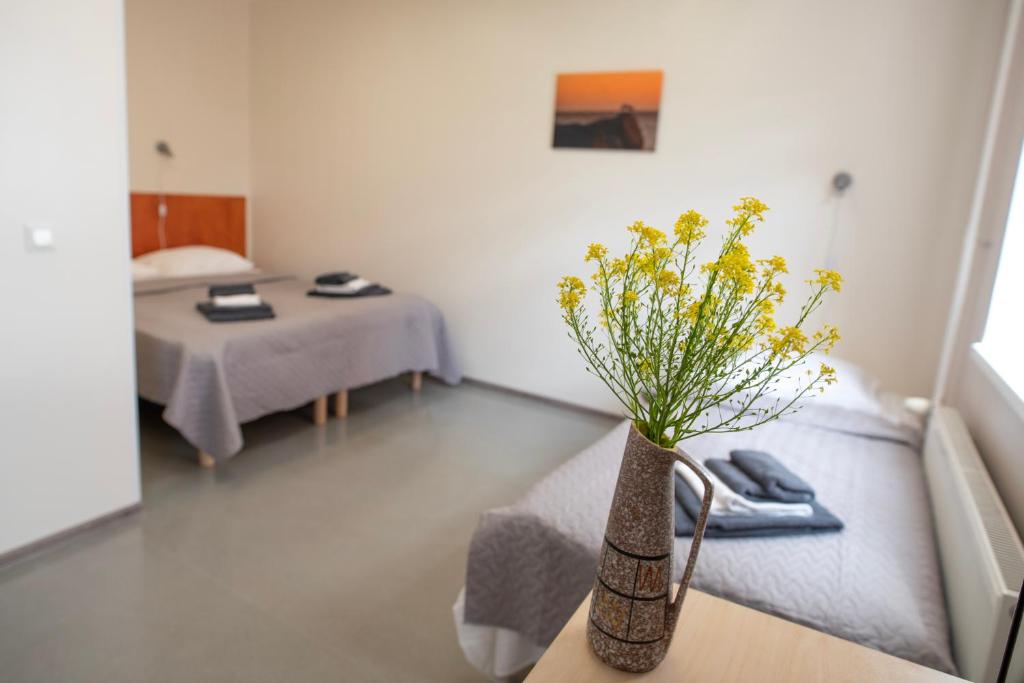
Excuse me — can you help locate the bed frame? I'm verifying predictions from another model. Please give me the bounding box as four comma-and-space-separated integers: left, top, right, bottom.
130, 192, 246, 257
194, 373, 423, 468
129, 191, 425, 468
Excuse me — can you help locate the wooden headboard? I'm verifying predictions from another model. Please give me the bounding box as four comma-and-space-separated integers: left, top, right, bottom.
130, 193, 246, 258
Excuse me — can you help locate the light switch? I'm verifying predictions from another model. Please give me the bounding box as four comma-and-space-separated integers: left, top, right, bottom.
24, 223, 55, 251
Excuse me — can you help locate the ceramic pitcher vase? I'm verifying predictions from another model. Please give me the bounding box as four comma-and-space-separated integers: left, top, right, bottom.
586, 423, 713, 673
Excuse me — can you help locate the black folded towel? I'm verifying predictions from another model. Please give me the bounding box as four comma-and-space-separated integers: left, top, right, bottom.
307, 284, 392, 298
315, 272, 357, 286
673, 475, 842, 538
727, 450, 815, 503
208, 283, 256, 298
196, 302, 275, 322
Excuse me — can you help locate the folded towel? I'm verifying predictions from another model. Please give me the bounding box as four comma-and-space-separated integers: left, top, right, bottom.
208, 283, 255, 298
674, 461, 813, 518
314, 277, 372, 295
196, 302, 275, 322
212, 293, 263, 308
729, 450, 815, 503
705, 459, 783, 502
307, 284, 391, 298
315, 271, 357, 285
674, 476, 843, 538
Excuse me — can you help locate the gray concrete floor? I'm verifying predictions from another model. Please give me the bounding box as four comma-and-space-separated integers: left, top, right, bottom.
0, 379, 617, 683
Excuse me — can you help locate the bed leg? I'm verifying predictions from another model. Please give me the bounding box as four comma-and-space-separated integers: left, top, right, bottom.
313, 395, 328, 426
410, 371, 423, 392
198, 450, 215, 468
334, 390, 349, 419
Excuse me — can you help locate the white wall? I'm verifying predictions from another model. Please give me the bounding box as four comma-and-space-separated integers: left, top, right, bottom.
125, 0, 250, 197
0, 0, 140, 555
249, 0, 1004, 412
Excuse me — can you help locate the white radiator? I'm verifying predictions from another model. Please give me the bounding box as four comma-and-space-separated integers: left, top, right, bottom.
924, 406, 1024, 682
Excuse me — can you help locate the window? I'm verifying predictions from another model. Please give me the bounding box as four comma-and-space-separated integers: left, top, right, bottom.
977, 138, 1024, 399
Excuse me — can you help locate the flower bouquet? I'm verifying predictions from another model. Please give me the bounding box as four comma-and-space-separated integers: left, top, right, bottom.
558, 197, 841, 672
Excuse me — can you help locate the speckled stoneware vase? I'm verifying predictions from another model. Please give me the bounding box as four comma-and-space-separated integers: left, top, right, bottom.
587, 423, 713, 673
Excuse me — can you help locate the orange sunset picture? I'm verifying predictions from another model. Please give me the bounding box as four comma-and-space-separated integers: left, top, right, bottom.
552, 70, 662, 151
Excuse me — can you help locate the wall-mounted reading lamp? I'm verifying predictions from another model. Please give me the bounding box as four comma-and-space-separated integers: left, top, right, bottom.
155, 140, 174, 159
155, 140, 173, 249
823, 170, 854, 273
832, 171, 853, 194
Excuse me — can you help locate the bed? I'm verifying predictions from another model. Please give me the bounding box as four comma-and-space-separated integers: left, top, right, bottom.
454, 374, 957, 678
130, 192, 461, 465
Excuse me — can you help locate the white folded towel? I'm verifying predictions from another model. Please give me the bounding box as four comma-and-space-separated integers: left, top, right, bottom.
316, 277, 372, 295
674, 460, 813, 517
212, 293, 263, 308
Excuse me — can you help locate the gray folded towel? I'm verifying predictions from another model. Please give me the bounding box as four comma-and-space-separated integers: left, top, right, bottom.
728, 449, 815, 503
674, 475, 842, 538
307, 284, 391, 298
315, 271, 357, 285
196, 302, 275, 322
208, 283, 256, 298
704, 459, 767, 501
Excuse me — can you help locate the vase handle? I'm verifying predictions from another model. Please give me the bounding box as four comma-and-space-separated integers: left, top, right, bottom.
666, 449, 713, 635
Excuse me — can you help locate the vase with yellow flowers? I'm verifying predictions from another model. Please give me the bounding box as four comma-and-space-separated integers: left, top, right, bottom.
557, 197, 842, 672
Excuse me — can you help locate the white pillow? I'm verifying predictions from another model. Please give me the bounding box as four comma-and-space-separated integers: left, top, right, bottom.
772, 354, 883, 415
131, 260, 161, 281
727, 353, 884, 416
135, 246, 254, 278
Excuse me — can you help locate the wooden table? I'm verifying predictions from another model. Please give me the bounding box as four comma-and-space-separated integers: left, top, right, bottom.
525, 590, 964, 682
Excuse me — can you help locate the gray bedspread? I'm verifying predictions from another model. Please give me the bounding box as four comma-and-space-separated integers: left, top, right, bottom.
463, 407, 954, 673
134, 273, 461, 460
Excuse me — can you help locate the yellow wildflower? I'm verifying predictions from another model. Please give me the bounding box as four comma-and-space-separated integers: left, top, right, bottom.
555, 198, 846, 447
644, 227, 667, 246
655, 269, 680, 292
756, 314, 777, 333
557, 276, 586, 311
703, 243, 755, 294
628, 221, 667, 247
758, 255, 788, 276
734, 196, 769, 220
684, 299, 701, 323
812, 324, 841, 352
755, 298, 778, 333
684, 295, 716, 323
807, 269, 842, 292
652, 246, 673, 261
727, 196, 769, 236
637, 246, 672, 277
819, 363, 838, 385
731, 333, 755, 351
768, 326, 808, 356
674, 210, 708, 244
585, 242, 608, 262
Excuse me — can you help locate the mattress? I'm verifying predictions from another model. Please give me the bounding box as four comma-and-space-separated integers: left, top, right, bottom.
462, 405, 955, 674
134, 272, 461, 460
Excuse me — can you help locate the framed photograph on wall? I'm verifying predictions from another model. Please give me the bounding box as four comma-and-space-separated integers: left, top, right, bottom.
552, 70, 663, 151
